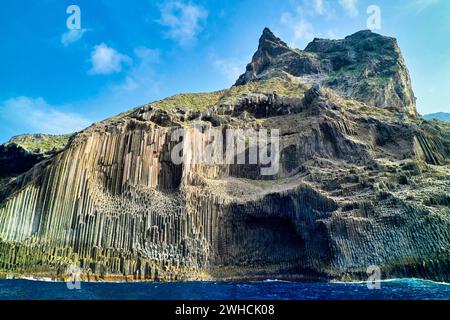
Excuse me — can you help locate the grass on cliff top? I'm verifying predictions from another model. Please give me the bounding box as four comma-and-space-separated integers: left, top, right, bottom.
149, 78, 310, 112
220, 77, 311, 104
94, 78, 312, 129
152, 90, 227, 111
425, 118, 450, 131
4, 134, 71, 154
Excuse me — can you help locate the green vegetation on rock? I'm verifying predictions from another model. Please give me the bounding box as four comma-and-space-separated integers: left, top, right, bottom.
0, 29, 449, 283
150, 78, 310, 112
222, 78, 311, 104
152, 91, 226, 111
4, 134, 71, 154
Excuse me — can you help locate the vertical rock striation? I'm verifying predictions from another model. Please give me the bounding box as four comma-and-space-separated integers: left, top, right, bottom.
0, 29, 449, 282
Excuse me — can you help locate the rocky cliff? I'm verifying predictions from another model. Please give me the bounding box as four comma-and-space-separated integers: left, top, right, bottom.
237, 28, 417, 116
0, 29, 449, 282
0, 134, 71, 203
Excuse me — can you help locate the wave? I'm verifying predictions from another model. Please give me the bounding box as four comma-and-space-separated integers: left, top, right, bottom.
19, 276, 58, 283
2, 276, 447, 286
333, 278, 449, 286
393, 278, 450, 286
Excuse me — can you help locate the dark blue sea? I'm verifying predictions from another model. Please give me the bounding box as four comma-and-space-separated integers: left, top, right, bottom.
0, 279, 448, 300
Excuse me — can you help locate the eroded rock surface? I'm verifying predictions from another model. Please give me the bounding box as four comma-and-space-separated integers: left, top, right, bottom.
0, 29, 449, 282
237, 28, 417, 116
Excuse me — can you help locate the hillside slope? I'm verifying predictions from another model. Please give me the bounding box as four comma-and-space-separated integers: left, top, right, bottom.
0, 134, 71, 198
424, 112, 450, 123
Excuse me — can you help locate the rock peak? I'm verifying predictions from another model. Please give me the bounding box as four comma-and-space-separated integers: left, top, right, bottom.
258, 27, 289, 51
236, 29, 417, 116
260, 27, 279, 42
262, 27, 274, 37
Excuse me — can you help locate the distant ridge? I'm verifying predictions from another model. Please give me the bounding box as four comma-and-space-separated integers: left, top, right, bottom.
424, 112, 450, 123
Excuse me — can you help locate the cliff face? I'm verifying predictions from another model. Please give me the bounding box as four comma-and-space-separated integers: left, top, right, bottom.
0, 134, 71, 178
424, 113, 450, 123
0, 134, 71, 204
0, 29, 449, 282
237, 29, 417, 116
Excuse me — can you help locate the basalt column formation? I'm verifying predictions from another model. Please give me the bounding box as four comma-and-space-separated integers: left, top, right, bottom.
0, 29, 449, 282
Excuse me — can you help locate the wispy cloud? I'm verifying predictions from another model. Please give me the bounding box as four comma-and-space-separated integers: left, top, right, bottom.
327, 29, 338, 39
339, 0, 359, 17
158, 1, 208, 45
280, 10, 315, 48
89, 43, 132, 75
311, 0, 326, 15
409, 0, 442, 12
61, 29, 87, 47
119, 47, 161, 92
290, 0, 334, 17
212, 56, 247, 84
1, 47, 161, 139
0, 97, 91, 135
79, 46, 162, 118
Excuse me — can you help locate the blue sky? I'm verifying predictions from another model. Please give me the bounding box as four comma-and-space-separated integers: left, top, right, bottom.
1, 0, 449, 143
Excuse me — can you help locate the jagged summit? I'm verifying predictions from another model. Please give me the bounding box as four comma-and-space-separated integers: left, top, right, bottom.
258, 27, 289, 52
236, 28, 417, 116
304, 29, 379, 52
0, 27, 449, 283
261, 27, 277, 40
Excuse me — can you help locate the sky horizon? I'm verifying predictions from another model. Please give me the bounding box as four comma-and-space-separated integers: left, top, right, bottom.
1, 0, 450, 143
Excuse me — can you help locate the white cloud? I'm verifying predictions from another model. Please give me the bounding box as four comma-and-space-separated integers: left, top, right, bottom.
0, 46, 161, 139
89, 43, 131, 75
280, 12, 315, 48
291, 0, 334, 18
158, 1, 208, 45
339, 0, 359, 17
0, 97, 91, 135
61, 29, 87, 47
78, 46, 162, 119
327, 30, 338, 39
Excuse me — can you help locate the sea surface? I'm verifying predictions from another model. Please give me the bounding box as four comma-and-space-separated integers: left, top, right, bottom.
0, 278, 448, 300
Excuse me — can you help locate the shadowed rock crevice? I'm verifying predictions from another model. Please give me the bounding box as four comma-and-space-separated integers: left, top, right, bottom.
0, 29, 449, 282
237, 29, 417, 116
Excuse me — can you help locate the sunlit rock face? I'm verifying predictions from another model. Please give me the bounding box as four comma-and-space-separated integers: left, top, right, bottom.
0, 29, 449, 282
237, 28, 417, 116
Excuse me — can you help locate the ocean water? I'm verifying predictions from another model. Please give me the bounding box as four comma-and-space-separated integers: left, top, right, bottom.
0, 278, 448, 300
